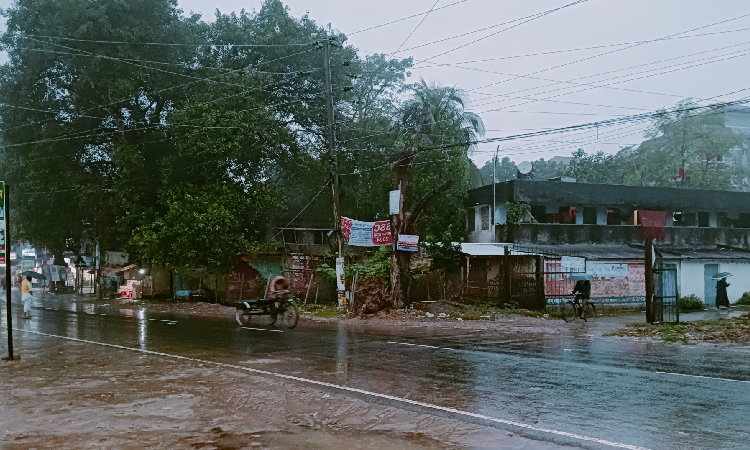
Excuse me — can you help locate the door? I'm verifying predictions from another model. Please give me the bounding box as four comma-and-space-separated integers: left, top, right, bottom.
704, 264, 719, 307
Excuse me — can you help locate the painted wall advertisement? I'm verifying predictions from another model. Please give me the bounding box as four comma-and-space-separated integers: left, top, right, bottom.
341, 217, 392, 247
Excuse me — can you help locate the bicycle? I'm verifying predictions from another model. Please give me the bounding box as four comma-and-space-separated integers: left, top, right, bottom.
561, 295, 596, 322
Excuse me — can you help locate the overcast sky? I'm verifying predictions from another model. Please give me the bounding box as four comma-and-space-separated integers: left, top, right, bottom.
3, 0, 750, 166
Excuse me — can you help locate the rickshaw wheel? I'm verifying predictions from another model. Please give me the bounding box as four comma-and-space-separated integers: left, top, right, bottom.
236, 311, 251, 326
282, 303, 299, 328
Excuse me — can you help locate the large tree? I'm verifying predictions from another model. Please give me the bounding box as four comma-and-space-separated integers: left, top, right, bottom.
389, 80, 484, 309
0, 0, 202, 256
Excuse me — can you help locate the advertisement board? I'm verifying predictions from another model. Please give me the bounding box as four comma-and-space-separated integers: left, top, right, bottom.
397, 234, 419, 252
341, 217, 392, 247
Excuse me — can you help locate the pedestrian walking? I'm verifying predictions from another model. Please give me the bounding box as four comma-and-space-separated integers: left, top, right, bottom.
716, 277, 730, 308
572, 279, 591, 318
22, 275, 33, 319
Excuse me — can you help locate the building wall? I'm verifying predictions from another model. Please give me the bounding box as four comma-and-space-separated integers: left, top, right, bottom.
679, 260, 750, 305
488, 223, 750, 248
544, 259, 644, 299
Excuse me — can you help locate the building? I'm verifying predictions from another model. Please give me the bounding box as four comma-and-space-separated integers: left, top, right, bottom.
465, 180, 750, 307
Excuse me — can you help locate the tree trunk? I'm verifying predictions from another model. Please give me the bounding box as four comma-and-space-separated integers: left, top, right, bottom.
390, 250, 411, 309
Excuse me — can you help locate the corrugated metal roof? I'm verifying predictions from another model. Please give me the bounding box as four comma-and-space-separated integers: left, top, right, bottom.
657, 247, 750, 260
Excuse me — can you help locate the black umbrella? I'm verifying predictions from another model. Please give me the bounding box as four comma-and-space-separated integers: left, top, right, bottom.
21, 271, 46, 280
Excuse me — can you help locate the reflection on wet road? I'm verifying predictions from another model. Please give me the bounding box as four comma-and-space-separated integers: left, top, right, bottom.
5, 295, 750, 450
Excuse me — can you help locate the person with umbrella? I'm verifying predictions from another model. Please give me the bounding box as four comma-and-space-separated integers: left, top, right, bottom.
571, 274, 593, 319
21, 275, 32, 319
715, 273, 731, 308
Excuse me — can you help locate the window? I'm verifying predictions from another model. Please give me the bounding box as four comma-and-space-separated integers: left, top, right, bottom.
698, 212, 710, 228
717, 213, 729, 228
531, 205, 547, 223
672, 211, 683, 226
481, 206, 490, 230
583, 207, 597, 225
739, 213, 750, 228
283, 229, 296, 244
557, 206, 576, 224
607, 208, 621, 225
467, 208, 476, 231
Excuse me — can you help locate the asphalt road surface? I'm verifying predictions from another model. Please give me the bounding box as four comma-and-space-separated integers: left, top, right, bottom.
4, 294, 750, 450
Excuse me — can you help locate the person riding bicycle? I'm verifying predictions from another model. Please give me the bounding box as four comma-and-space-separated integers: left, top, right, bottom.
572, 279, 591, 319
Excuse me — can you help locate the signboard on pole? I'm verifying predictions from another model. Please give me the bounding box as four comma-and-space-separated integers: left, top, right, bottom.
335, 257, 345, 291
0, 181, 5, 265
341, 217, 392, 247
397, 234, 419, 252
389, 190, 400, 215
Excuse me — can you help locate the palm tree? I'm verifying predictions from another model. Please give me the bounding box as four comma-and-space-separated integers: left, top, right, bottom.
389, 79, 484, 309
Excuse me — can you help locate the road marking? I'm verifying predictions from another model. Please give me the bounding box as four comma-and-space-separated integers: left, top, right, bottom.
11, 328, 648, 450
655, 371, 750, 384
387, 341, 450, 350
241, 327, 284, 333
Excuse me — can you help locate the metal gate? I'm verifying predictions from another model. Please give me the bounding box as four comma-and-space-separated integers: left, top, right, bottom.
484, 245, 585, 310
654, 267, 679, 323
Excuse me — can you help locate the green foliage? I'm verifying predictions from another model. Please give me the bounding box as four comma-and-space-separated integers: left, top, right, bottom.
131, 185, 257, 274
563, 100, 748, 189
736, 292, 750, 305
677, 294, 705, 311
478, 157, 565, 186
316, 246, 392, 282
423, 225, 464, 272
505, 201, 531, 224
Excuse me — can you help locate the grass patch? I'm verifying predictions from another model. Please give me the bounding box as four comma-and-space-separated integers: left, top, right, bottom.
606, 315, 750, 343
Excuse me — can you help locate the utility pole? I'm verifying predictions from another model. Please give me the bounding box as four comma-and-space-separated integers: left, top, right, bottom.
2, 183, 14, 361
322, 35, 345, 308
645, 238, 655, 323
493, 145, 498, 243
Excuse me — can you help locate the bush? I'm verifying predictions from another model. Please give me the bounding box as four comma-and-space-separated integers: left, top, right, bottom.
736, 292, 750, 305
677, 294, 704, 312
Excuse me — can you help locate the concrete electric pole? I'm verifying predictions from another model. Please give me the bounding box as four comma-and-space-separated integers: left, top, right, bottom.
322, 35, 346, 308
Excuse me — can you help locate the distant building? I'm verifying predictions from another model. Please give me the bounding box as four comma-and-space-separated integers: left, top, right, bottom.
465, 180, 750, 308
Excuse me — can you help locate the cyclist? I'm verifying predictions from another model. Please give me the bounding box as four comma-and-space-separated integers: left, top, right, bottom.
572, 279, 591, 319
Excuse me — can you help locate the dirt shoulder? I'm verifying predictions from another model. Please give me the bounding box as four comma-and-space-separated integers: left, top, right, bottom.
606, 315, 750, 344
138, 297, 750, 344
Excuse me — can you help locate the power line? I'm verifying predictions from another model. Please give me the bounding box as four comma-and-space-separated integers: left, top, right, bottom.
466, 12, 750, 94
0, 46, 317, 133
467, 42, 750, 111
347, 0, 471, 35
407, 26, 750, 66
15, 33, 315, 47
415, 0, 590, 64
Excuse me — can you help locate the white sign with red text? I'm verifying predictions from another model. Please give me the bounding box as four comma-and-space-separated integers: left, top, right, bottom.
397, 234, 419, 252
341, 217, 392, 247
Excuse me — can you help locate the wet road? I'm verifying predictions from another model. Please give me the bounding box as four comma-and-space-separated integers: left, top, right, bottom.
4, 295, 750, 450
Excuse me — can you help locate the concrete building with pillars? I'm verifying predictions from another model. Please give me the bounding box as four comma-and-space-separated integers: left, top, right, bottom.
465, 180, 750, 306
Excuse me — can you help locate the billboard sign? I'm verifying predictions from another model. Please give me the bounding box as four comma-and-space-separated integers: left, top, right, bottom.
397, 234, 419, 252
341, 217, 392, 247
